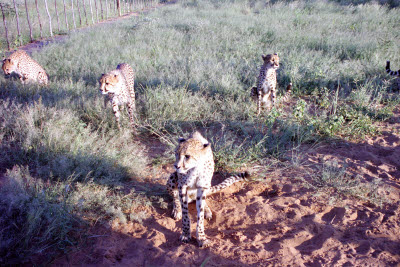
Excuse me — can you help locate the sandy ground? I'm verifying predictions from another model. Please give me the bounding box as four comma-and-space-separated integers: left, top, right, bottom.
51, 107, 400, 267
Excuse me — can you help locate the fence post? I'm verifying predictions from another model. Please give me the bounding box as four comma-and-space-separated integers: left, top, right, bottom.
105, 0, 108, 18
117, 0, 121, 16
34, 0, 43, 38
99, 0, 103, 20
76, 0, 82, 26
71, 0, 76, 28
82, 0, 88, 25
24, 0, 33, 42
0, 4, 10, 50
12, 0, 22, 46
54, 0, 61, 32
63, 0, 69, 30
94, 0, 98, 22
88, 0, 94, 24
44, 0, 53, 36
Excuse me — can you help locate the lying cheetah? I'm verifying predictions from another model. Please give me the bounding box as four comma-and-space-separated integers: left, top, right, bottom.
168, 131, 249, 247
99, 63, 136, 130
253, 53, 280, 115
2, 50, 48, 85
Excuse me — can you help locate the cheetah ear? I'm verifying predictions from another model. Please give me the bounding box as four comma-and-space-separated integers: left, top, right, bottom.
178, 138, 186, 143
274, 53, 278, 56
262, 54, 272, 61
262, 54, 267, 60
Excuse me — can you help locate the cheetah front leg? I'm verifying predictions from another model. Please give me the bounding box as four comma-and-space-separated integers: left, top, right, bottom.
196, 188, 210, 247
112, 101, 122, 129
167, 173, 182, 220
257, 89, 262, 116
271, 86, 276, 109
178, 184, 191, 243
127, 101, 136, 130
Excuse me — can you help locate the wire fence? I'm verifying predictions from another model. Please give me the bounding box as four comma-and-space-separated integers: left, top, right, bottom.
0, 0, 166, 51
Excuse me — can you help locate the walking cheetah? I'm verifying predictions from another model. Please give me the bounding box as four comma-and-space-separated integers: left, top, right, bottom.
386, 61, 400, 90
253, 53, 281, 115
2, 50, 48, 85
169, 131, 249, 247
99, 63, 136, 129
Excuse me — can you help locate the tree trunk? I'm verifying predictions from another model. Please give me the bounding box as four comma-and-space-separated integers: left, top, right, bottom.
0, 4, 10, 50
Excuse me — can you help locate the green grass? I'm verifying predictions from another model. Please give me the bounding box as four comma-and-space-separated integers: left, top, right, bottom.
0, 0, 156, 51
0, 0, 399, 263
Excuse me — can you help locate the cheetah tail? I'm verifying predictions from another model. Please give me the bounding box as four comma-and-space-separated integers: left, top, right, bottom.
209, 171, 250, 194
280, 82, 292, 102
386, 61, 400, 76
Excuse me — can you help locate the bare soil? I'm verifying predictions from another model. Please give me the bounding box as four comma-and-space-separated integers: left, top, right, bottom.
51, 106, 400, 266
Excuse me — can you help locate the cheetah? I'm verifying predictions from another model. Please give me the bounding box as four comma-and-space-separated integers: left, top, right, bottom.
2, 50, 48, 85
99, 63, 136, 130
168, 131, 249, 247
252, 53, 281, 115
386, 61, 400, 90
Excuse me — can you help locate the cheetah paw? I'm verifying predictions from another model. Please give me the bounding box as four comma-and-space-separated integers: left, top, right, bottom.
172, 209, 182, 220
179, 234, 191, 243
205, 211, 212, 220
197, 238, 211, 248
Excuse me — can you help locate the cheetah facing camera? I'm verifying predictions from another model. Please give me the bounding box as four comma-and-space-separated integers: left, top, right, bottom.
99, 63, 136, 130
167, 131, 249, 247
2, 50, 48, 85
252, 53, 282, 115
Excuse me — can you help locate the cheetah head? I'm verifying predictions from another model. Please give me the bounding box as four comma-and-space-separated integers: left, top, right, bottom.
99, 71, 122, 95
262, 53, 279, 70
2, 58, 17, 76
174, 131, 212, 175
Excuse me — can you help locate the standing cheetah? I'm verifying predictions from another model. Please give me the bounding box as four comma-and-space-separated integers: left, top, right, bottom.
253, 53, 280, 115
99, 63, 136, 130
2, 50, 48, 85
170, 131, 248, 247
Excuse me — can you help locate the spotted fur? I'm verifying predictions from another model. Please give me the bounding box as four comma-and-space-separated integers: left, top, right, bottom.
2, 50, 48, 85
99, 63, 136, 130
253, 53, 280, 115
168, 131, 248, 247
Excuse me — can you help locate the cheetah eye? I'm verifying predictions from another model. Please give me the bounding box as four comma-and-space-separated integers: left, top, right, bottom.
185, 155, 190, 159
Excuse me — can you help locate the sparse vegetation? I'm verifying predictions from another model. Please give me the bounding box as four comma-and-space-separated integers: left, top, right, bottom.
0, 0, 399, 264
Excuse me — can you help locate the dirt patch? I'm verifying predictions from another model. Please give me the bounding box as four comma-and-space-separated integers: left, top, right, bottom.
53, 107, 400, 266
